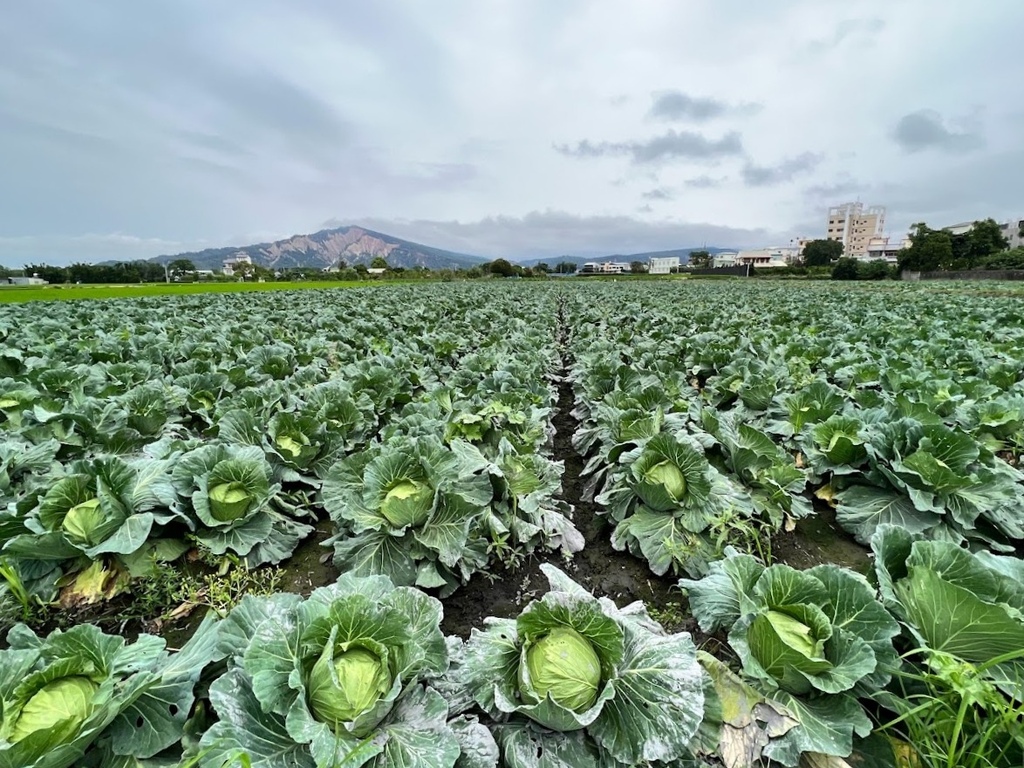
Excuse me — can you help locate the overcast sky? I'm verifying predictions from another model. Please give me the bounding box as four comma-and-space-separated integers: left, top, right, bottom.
1, 1, 1021, 264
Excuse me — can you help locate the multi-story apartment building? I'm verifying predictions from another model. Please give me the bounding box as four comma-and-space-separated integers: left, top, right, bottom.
826, 203, 886, 257
999, 218, 1024, 249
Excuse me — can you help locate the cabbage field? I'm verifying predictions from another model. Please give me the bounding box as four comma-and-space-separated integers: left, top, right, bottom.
1, 280, 1023, 767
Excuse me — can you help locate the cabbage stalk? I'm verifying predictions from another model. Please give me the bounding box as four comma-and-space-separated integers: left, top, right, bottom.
9, 676, 98, 743
307, 646, 392, 727
61, 498, 104, 546
644, 460, 687, 501
524, 627, 601, 712
208, 481, 252, 522
380, 480, 433, 528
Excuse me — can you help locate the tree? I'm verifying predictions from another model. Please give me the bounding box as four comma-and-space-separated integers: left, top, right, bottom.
966, 218, 1009, 265
688, 250, 711, 268
831, 258, 860, 281
489, 258, 516, 277
802, 239, 844, 266
370, 256, 389, 270
534, 262, 551, 273
858, 260, 890, 280
630, 261, 646, 274
898, 223, 953, 273
554, 261, 577, 274
168, 258, 196, 276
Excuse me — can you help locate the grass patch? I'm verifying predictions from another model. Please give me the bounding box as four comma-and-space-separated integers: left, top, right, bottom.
0, 279, 398, 304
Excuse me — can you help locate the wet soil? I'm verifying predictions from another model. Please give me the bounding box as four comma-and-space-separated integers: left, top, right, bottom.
440, 356, 695, 640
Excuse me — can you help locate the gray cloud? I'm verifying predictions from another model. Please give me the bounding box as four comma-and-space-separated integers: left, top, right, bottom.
803, 178, 863, 200
742, 152, 823, 187
357, 211, 780, 261
555, 130, 743, 164
892, 110, 985, 154
806, 17, 886, 53
641, 187, 674, 200
685, 175, 726, 189
648, 91, 760, 122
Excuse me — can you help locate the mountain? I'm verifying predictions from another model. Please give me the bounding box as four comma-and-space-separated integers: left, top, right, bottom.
154, 226, 488, 271
515, 247, 735, 268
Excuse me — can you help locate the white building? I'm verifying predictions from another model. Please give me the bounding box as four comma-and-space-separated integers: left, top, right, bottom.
223, 253, 253, 276
5, 276, 47, 285
579, 261, 630, 274
713, 251, 739, 268
648, 256, 680, 274
733, 247, 800, 268
827, 203, 886, 257
863, 235, 909, 262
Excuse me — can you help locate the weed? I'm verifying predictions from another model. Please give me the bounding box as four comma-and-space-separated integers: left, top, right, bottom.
648, 600, 687, 632
875, 648, 1024, 768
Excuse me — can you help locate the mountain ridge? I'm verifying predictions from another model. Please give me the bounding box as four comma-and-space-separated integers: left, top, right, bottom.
151, 225, 489, 271
148, 224, 735, 271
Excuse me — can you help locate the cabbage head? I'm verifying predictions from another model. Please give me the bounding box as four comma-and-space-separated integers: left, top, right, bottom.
202, 573, 478, 768
208, 480, 253, 522
275, 433, 315, 464
642, 460, 687, 501
170, 445, 303, 567
459, 565, 705, 767
629, 433, 712, 512
61, 497, 105, 547
523, 627, 601, 712
308, 645, 393, 727
0, 618, 222, 767
681, 552, 900, 765
380, 480, 434, 528
8, 676, 98, 743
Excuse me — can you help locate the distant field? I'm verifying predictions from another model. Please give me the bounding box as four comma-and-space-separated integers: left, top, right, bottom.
0, 280, 375, 303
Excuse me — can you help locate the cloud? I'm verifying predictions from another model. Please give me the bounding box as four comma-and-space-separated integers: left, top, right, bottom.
641, 187, 674, 200
555, 130, 743, 164
892, 110, 985, 154
742, 152, 823, 187
803, 178, 863, 200
356, 210, 780, 260
805, 17, 886, 53
685, 175, 726, 189
647, 91, 761, 122
0, 232, 199, 265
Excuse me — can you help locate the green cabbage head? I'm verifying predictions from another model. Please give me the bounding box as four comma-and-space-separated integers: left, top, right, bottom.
643, 460, 687, 501
523, 626, 602, 712
9, 676, 98, 743
61, 498, 104, 547
208, 481, 253, 522
380, 480, 433, 528
307, 645, 393, 727
275, 433, 317, 465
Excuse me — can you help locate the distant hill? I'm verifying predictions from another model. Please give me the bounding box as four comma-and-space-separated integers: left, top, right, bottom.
515, 247, 735, 268
153, 226, 488, 271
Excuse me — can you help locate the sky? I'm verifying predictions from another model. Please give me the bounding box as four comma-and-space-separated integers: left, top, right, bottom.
1, 1, 1021, 265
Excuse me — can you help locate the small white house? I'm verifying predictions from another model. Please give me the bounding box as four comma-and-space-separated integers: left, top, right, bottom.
648, 257, 679, 275
366, 267, 387, 275
5, 276, 47, 285
713, 251, 739, 268
223, 253, 253, 276
579, 261, 630, 275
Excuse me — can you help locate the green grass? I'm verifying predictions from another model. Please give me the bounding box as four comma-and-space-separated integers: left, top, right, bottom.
0, 280, 381, 304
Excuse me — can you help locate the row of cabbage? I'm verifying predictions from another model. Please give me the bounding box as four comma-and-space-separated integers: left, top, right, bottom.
565, 281, 1024, 578
0, 285, 579, 614
4, 527, 1021, 767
